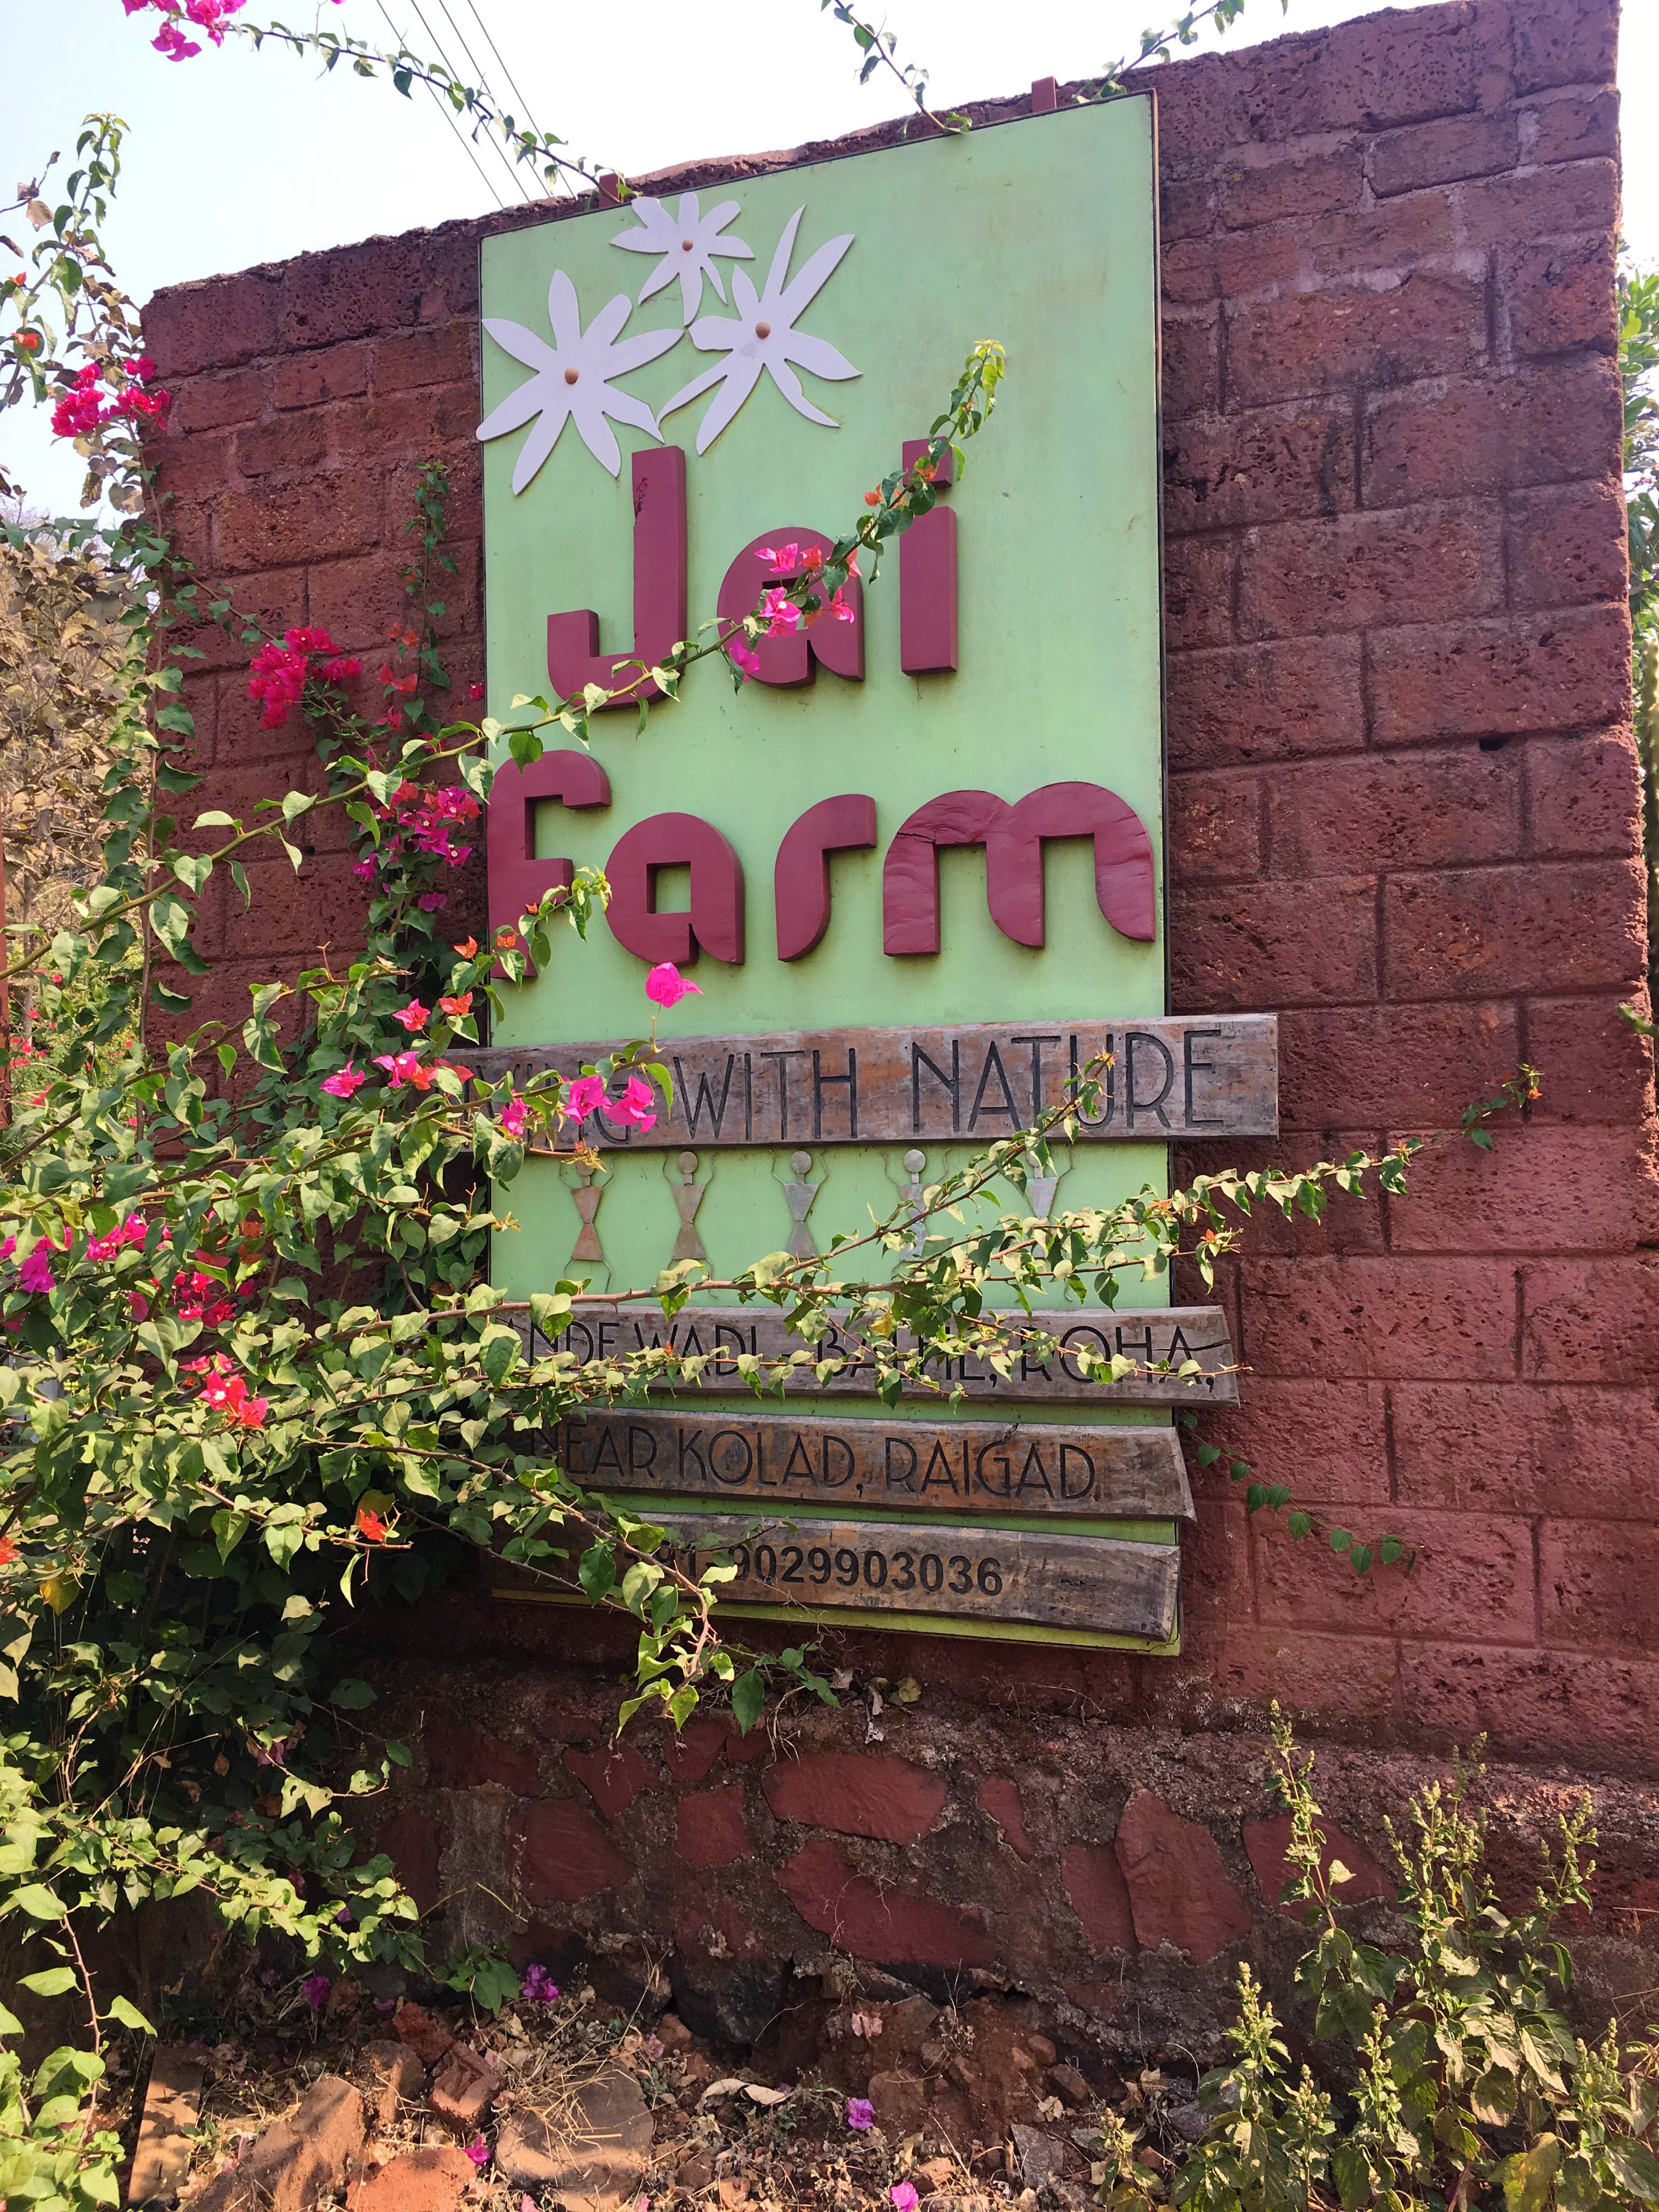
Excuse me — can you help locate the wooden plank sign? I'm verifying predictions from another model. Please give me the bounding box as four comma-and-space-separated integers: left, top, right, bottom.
457, 1013, 1277, 1148
640, 1515, 1178, 1641
512, 1301, 1240, 1404
546, 1407, 1193, 1520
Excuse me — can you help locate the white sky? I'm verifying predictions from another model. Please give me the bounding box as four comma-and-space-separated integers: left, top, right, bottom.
3, 0, 1655, 514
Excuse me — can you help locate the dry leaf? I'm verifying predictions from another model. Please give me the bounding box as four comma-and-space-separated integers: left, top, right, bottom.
892, 1677, 922, 1704
743, 2084, 792, 2106
25, 200, 52, 230
699, 2078, 749, 2102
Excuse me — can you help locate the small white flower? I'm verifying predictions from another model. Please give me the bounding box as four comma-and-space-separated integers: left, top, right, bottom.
476, 269, 682, 490
612, 192, 754, 324
658, 208, 860, 455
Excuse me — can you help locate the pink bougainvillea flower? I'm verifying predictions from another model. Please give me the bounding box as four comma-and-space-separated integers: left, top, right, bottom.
464, 2138, 491, 2172
0, 1237, 15, 1263
16, 1244, 57, 1295
613, 1075, 658, 1131
500, 1096, 529, 1141
645, 962, 702, 1009
301, 1973, 330, 2012
232, 1393, 268, 1430
890, 2187, 918, 2211
845, 2098, 874, 2132
468, 681, 486, 701
728, 638, 761, 681
521, 1962, 560, 2003
563, 1074, 607, 1121
757, 586, 801, 638
392, 999, 429, 1032
828, 588, 854, 623
320, 1064, 366, 1100
373, 1051, 429, 1090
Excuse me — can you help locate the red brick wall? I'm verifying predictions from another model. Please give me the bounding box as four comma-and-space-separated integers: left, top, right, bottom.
143, 0, 1658, 2039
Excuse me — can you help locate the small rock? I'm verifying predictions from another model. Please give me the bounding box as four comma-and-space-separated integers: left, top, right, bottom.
1026, 2035, 1057, 2068
496, 2069, 653, 2212
676, 2151, 714, 2192
392, 2001, 454, 2066
359, 2039, 424, 2129
129, 2044, 204, 2205
1010, 2126, 1064, 2188
1166, 2102, 1207, 2145
1009, 2046, 1036, 2074
346, 2145, 477, 2212
185, 2075, 363, 2212
1070, 2128, 1103, 2153
1047, 2064, 1089, 2109
428, 2044, 503, 2137
946, 2056, 973, 2092
657, 2012, 693, 2053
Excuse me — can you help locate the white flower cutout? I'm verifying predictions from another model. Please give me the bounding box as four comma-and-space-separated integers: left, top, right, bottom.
612, 192, 754, 324
476, 270, 682, 490
658, 209, 860, 455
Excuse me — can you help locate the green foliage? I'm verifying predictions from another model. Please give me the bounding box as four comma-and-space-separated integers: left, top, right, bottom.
1096, 1719, 1659, 2212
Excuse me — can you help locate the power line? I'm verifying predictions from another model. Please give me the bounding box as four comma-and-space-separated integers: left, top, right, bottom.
374, 0, 511, 210
430, 0, 543, 200
400, 0, 538, 202
456, 0, 549, 150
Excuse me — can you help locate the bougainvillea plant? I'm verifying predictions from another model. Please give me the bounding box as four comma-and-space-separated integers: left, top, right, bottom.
0, 2, 1539, 2196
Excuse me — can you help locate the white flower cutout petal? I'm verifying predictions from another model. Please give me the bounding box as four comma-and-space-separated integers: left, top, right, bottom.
658, 207, 860, 455
476, 271, 682, 490
612, 192, 754, 324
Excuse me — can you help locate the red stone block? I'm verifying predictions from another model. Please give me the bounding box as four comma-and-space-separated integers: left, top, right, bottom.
1391, 1381, 1659, 1519
659, 1714, 729, 1785
1528, 730, 1641, 860
1164, 404, 1356, 536
563, 1741, 653, 1819
1367, 605, 1631, 742
761, 1750, 946, 1842
1168, 770, 1263, 882
307, 550, 424, 651
327, 384, 479, 463
1215, 1622, 1399, 1730
1256, 1509, 1533, 1648
1214, 224, 1304, 299
1199, 1380, 1391, 1508
1510, 0, 1618, 94
1383, 859, 1644, 1000
171, 367, 267, 432
234, 412, 328, 480
1162, 311, 1221, 420
426, 1726, 542, 1797
511, 1799, 631, 1906
778, 1837, 995, 1968
374, 1807, 441, 1915
1396, 1640, 1659, 1772
213, 472, 382, 569
1169, 876, 1378, 1011
1226, 268, 1486, 408
1163, 532, 1237, 651
1306, 191, 1460, 283
1538, 1521, 1659, 1655
1160, 239, 1218, 307
278, 237, 428, 352
1197, 1132, 1387, 1255
1363, 358, 1622, 505
1240, 1256, 1520, 1380
273, 342, 371, 410
1160, 177, 1216, 247
676, 1786, 752, 1869
1524, 993, 1654, 1125
976, 1775, 1035, 1861
1167, 636, 1364, 770
143, 272, 279, 376
1460, 159, 1617, 251
1267, 747, 1520, 877
350, 2146, 477, 2212
1526, 88, 1620, 166
428, 2042, 502, 2137
222, 854, 373, 962
1386, 1122, 1659, 1255
1059, 1843, 1137, 1954
154, 428, 238, 504
1370, 109, 1518, 196
1245, 5, 1492, 139
1241, 1811, 1390, 1916
1506, 480, 1627, 611
1217, 143, 1364, 231
1114, 1792, 1251, 1964
1521, 1257, 1659, 1383
376, 320, 475, 392
1505, 233, 1617, 358
1239, 502, 1502, 641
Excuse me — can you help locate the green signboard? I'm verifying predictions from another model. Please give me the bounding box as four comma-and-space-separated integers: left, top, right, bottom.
478, 92, 1272, 1646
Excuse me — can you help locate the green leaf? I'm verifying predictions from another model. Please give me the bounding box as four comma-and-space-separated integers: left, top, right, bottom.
1499, 2136, 1562, 2212
329, 1678, 375, 1709
18, 1967, 77, 1997
731, 1669, 765, 1735
106, 1993, 156, 2034
9, 1883, 64, 1921
1605, 2139, 1659, 2206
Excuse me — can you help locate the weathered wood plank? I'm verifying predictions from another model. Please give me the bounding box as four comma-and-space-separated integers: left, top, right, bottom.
640, 1514, 1180, 1639
511, 1301, 1239, 1404
546, 1407, 1193, 1520
457, 1013, 1277, 1146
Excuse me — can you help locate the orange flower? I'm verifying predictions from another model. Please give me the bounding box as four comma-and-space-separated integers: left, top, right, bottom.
453, 937, 479, 958
439, 991, 473, 1019
863, 489, 881, 506
0, 1538, 18, 1566
356, 1507, 388, 1543
494, 927, 519, 950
